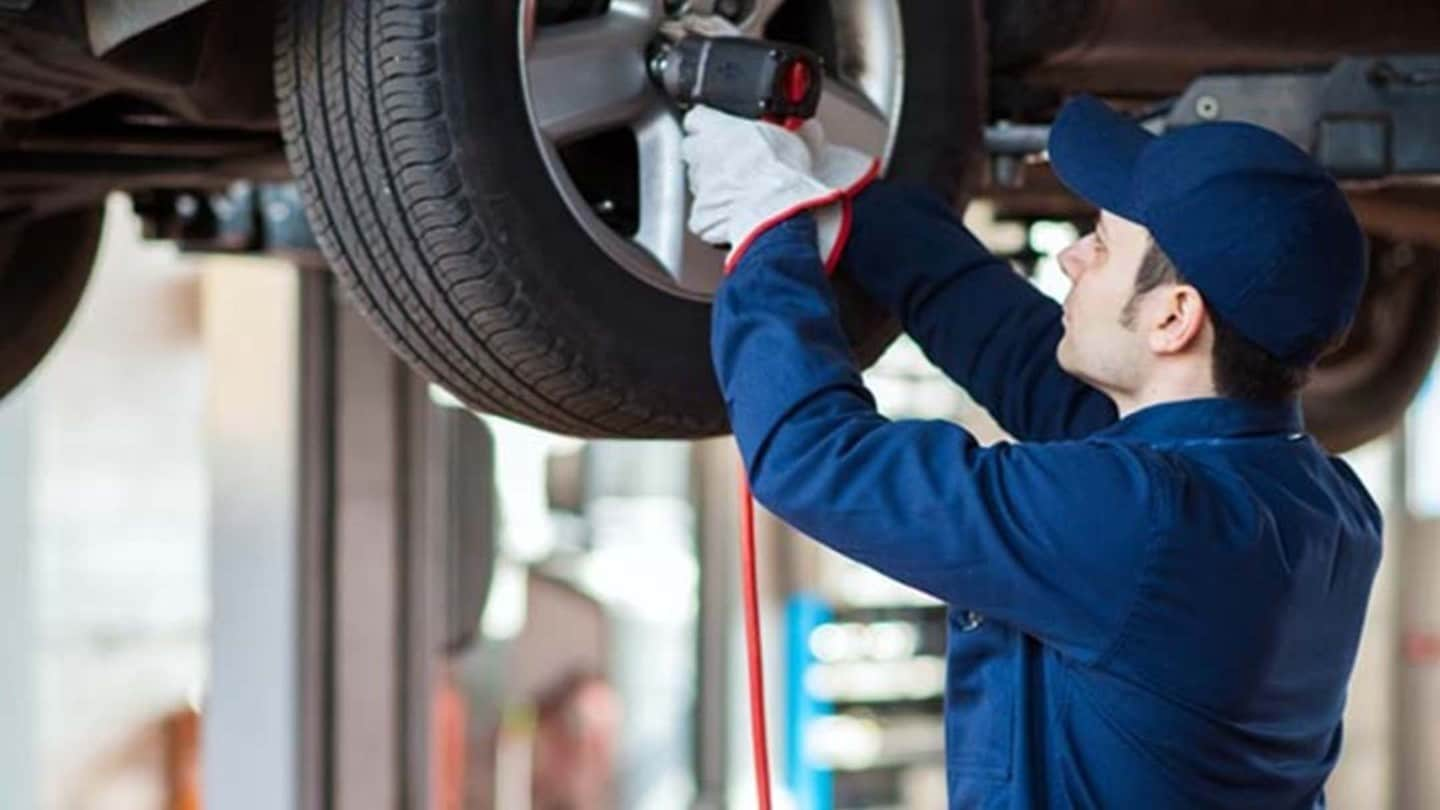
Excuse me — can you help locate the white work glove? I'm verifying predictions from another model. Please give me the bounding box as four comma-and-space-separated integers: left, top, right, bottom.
658, 12, 744, 39
795, 120, 881, 273
665, 14, 881, 273
682, 106, 842, 273
798, 119, 880, 198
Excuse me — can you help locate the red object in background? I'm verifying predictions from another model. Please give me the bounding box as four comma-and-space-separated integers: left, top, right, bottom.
1404, 630, 1440, 665
165, 707, 201, 810
434, 668, 469, 810
532, 672, 621, 810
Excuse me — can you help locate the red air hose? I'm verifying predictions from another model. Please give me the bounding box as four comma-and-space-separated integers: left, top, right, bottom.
738, 466, 774, 810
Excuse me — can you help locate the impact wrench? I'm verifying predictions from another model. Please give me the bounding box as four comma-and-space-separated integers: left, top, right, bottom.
650, 32, 825, 810
650, 33, 823, 128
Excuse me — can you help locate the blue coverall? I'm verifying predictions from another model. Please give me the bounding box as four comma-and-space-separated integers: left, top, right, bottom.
710, 181, 1383, 809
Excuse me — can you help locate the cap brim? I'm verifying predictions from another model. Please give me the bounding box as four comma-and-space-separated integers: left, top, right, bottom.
1047, 94, 1155, 221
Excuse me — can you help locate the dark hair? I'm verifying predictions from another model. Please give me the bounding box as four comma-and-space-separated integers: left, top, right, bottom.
1125, 242, 1313, 402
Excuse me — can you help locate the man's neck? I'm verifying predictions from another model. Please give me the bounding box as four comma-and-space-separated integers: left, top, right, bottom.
1110, 370, 1219, 420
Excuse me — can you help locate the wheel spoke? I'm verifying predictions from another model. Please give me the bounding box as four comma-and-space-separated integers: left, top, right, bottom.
632, 108, 687, 272
526, 13, 657, 143
814, 77, 891, 161
632, 107, 725, 287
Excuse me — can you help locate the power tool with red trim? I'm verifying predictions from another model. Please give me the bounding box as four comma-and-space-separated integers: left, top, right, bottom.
649, 35, 823, 127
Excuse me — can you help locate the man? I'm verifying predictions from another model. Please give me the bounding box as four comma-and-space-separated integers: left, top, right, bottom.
683, 94, 1382, 808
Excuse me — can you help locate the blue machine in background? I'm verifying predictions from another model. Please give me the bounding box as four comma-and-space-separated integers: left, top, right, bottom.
785, 593, 835, 810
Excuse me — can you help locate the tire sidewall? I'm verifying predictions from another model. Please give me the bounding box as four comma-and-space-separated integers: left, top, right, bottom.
437, 0, 720, 427
371, 0, 986, 434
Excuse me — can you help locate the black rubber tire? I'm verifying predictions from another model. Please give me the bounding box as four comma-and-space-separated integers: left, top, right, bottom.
275, 0, 985, 438
0, 206, 104, 401
1303, 240, 1440, 453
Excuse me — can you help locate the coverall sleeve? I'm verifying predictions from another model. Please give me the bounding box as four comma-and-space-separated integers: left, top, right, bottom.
712, 215, 1156, 660
838, 181, 1117, 442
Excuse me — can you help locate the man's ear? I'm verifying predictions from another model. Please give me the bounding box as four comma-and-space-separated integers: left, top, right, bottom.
1147, 284, 1208, 355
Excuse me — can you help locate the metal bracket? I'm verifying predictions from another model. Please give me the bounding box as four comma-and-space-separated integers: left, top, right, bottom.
985, 53, 1440, 184
1169, 54, 1440, 178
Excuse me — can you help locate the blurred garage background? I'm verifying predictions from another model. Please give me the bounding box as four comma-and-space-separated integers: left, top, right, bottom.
1, 192, 1437, 810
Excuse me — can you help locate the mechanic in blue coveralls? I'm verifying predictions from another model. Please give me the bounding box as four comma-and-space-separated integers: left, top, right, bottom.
681, 94, 1382, 808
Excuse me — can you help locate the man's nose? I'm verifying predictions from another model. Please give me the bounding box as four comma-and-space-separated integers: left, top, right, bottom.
1058, 240, 1086, 282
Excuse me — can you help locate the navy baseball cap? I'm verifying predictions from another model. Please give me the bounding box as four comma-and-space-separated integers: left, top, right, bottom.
1047, 94, 1367, 366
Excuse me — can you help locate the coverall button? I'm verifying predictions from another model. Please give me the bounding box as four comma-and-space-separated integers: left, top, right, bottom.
960, 610, 984, 631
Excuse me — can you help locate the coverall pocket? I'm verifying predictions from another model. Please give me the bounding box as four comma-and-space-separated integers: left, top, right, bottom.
943, 608, 1015, 782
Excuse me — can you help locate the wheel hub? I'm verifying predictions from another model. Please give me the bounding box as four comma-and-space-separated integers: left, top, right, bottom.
517, 0, 903, 300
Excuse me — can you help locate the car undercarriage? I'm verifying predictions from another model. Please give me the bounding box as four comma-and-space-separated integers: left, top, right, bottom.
3, 0, 1439, 448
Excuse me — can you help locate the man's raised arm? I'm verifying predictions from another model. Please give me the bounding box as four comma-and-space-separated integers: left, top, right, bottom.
839, 181, 1116, 442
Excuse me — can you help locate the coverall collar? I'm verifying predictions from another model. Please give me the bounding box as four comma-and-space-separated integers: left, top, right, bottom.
1096, 396, 1304, 442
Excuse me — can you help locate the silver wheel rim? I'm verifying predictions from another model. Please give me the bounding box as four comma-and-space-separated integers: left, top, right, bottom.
518, 0, 904, 300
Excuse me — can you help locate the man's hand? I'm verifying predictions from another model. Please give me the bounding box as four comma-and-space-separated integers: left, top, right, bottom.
795, 120, 881, 273
681, 108, 882, 274
797, 120, 879, 199
681, 106, 839, 273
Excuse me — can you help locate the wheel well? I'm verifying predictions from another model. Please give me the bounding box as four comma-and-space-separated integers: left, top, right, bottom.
0, 0, 284, 215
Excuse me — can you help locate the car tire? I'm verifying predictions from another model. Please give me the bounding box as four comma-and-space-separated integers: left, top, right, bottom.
0, 205, 104, 401
275, 0, 985, 437
1303, 239, 1440, 453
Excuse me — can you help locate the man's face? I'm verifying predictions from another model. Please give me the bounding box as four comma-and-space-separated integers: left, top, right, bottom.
1055, 211, 1154, 395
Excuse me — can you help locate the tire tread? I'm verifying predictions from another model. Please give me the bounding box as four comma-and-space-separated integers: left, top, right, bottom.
279, 0, 670, 436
